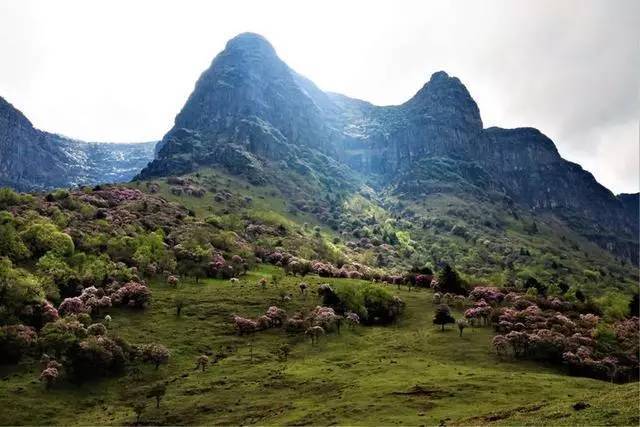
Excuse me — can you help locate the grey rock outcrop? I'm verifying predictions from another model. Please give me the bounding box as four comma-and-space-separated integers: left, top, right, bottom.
0, 96, 155, 191
138, 33, 638, 262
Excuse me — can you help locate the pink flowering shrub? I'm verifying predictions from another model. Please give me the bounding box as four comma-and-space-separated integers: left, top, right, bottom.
469, 286, 505, 304
415, 274, 433, 287
345, 312, 360, 326
41, 300, 60, 323
208, 253, 236, 279
265, 306, 287, 327
94, 188, 143, 206
141, 343, 170, 370
464, 299, 492, 325
167, 275, 179, 287
490, 290, 639, 382
39, 366, 59, 389
232, 315, 258, 335
285, 312, 307, 333
309, 306, 340, 330
58, 297, 88, 317
111, 282, 151, 308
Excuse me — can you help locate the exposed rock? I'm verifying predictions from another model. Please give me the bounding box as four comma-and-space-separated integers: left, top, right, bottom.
137, 33, 638, 262
0, 96, 155, 191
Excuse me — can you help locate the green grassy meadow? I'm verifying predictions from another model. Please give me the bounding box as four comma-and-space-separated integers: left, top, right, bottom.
1, 264, 636, 426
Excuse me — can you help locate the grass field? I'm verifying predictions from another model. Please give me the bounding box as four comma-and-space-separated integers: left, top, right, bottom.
0, 264, 637, 426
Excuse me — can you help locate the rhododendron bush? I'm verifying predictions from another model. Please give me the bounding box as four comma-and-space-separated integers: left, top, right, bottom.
486, 287, 639, 382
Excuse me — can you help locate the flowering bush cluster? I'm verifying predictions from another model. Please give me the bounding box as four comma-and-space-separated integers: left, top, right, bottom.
469, 286, 504, 304
488, 292, 639, 382
204, 253, 247, 279
260, 250, 390, 281
308, 306, 341, 331
464, 299, 492, 326
93, 188, 144, 206
110, 282, 151, 308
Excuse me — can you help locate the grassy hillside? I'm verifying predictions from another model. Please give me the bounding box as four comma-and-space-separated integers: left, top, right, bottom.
134, 168, 638, 298
1, 265, 636, 426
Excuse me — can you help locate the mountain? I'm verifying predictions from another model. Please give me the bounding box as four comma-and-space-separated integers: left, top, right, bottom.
0, 96, 156, 191
138, 33, 638, 264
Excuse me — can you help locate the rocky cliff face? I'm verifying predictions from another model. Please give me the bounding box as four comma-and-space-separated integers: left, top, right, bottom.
138, 33, 638, 262
0, 97, 156, 191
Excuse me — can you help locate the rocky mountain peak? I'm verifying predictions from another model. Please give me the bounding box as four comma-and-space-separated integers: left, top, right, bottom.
224, 32, 277, 56
0, 96, 32, 128
402, 70, 483, 134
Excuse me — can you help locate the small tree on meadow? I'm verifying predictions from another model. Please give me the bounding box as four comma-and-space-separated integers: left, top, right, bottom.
433, 304, 455, 331
147, 382, 167, 408
142, 343, 170, 370
456, 318, 468, 337
174, 296, 185, 316
277, 343, 291, 362
195, 355, 209, 372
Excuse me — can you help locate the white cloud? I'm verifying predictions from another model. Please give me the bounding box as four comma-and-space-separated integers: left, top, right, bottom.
0, 0, 637, 192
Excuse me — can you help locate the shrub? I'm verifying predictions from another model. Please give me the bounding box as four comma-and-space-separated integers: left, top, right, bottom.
70, 335, 127, 378
142, 343, 170, 369
39, 316, 87, 357
111, 282, 151, 309
321, 282, 404, 324
0, 219, 31, 260
0, 324, 37, 363
58, 297, 88, 317
20, 222, 74, 257
433, 305, 455, 331
437, 264, 467, 295
39, 365, 60, 389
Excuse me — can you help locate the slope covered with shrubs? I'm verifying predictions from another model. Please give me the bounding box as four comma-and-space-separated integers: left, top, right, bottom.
0, 167, 638, 425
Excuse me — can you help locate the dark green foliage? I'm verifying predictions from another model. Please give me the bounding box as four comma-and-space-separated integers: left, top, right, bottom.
629, 293, 639, 317
0, 213, 30, 260
0, 258, 45, 325
147, 382, 167, 408
39, 316, 87, 358
322, 281, 404, 324
69, 335, 128, 379
433, 304, 455, 331
524, 276, 547, 295
437, 264, 467, 295
175, 241, 211, 283
0, 324, 37, 363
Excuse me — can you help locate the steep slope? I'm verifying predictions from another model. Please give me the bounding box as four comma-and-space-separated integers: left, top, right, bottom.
471, 127, 638, 262
134, 32, 638, 264
0, 96, 156, 191
140, 33, 347, 187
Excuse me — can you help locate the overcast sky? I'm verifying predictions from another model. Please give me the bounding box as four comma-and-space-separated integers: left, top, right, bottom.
0, 0, 638, 193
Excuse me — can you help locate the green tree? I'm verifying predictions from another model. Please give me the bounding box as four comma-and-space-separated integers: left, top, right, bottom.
433, 304, 455, 331
20, 222, 74, 257
0, 213, 30, 260
133, 231, 176, 274
174, 241, 212, 283
147, 382, 167, 408
0, 257, 44, 324
438, 264, 467, 294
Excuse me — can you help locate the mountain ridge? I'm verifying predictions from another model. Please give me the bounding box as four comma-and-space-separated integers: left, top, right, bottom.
0, 96, 156, 191
137, 33, 638, 263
